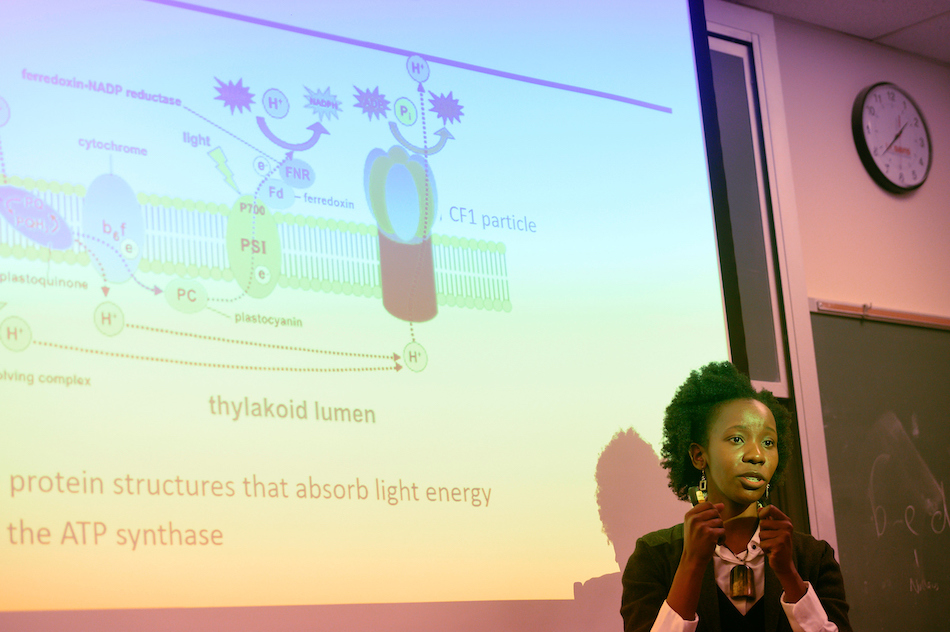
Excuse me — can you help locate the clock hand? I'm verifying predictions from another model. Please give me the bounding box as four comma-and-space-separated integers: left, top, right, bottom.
883, 122, 908, 154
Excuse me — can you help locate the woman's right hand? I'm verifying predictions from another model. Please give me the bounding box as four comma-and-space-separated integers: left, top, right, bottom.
666, 502, 726, 621
681, 502, 724, 566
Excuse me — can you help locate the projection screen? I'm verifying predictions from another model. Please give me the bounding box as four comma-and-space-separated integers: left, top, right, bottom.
2, 0, 731, 629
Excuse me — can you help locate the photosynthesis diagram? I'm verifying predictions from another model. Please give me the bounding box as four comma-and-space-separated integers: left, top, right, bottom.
1, 0, 730, 616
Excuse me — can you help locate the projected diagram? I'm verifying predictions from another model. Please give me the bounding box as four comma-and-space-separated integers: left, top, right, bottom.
363, 55, 459, 323
0, 52, 511, 373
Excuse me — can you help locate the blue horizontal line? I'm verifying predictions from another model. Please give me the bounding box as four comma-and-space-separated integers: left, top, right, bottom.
143, 0, 672, 114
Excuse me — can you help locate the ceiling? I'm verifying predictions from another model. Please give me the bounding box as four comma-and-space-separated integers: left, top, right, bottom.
723, 0, 950, 65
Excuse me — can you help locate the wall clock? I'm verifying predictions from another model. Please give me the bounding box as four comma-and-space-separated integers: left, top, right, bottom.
852, 82, 932, 193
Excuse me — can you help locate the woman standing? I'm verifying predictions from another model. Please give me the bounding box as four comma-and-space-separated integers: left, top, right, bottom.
621, 361, 851, 632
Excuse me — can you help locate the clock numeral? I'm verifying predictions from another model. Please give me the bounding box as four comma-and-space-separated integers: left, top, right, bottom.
913, 118, 919, 127
867, 105, 876, 116
920, 158, 924, 166
912, 170, 917, 179
886, 91, 895, 101
899, 172, 905, 183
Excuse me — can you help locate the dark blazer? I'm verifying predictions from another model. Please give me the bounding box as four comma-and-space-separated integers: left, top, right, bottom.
620, 524, 851, 632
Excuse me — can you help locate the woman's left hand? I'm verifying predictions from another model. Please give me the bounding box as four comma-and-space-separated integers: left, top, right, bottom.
758, 505, 794, 573
758, 504, 807, 602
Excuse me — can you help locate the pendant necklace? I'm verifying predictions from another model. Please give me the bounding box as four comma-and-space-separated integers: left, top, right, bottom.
729, 547, 755, 599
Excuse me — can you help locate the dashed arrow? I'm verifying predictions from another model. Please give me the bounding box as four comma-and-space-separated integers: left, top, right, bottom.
77, 233, 161, 296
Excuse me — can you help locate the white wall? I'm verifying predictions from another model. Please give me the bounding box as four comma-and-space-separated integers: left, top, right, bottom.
706, 0, 950, 546
773, 18, 950, 317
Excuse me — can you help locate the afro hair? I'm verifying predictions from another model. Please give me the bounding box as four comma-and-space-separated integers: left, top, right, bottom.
659, 361, 792, 501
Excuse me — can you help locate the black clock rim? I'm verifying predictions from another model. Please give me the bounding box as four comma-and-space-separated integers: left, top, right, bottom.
851, 82, 933, 194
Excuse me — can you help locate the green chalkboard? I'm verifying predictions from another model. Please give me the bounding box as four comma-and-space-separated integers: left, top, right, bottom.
812, 312, 950, 632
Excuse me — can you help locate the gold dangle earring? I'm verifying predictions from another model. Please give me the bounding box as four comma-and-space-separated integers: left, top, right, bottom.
689, 470, 707, 505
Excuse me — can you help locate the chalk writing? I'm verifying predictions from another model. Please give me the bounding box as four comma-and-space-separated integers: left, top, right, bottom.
868, 412, 949, 538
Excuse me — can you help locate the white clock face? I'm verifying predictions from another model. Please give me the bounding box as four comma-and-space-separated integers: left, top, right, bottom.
860, 84, 931, 190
